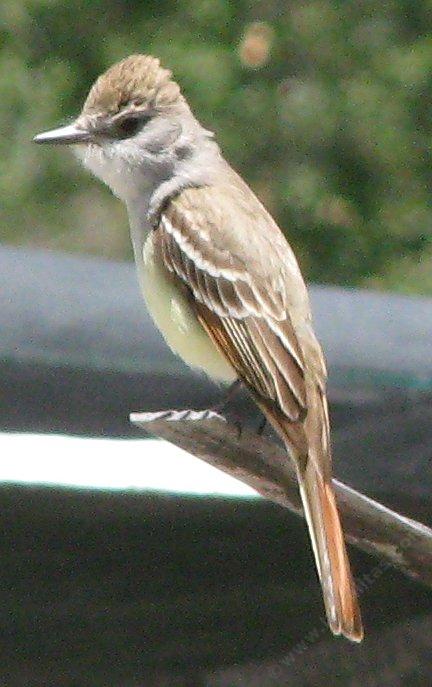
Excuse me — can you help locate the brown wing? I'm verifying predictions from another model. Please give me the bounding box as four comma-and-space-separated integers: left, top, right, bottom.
155, 183, 362, 642
157, 190, 310, 431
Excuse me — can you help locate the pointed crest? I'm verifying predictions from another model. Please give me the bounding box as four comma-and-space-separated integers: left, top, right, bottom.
82, 54, 182, 116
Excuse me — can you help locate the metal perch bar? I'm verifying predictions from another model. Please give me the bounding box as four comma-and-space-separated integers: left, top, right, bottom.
131, 409, 432, 588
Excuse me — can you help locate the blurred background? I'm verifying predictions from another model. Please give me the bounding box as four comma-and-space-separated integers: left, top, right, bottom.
2, 0, 431, 293
2, 2, 432, 685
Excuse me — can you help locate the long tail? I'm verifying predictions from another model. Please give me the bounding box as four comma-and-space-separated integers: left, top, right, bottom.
259, 400, 363, 642
297, 457, 363, 641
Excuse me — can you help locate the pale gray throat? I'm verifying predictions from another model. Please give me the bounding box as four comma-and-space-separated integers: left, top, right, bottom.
125, 135, 224, 329
148, 133, 223, 224
127, 132, 223, 250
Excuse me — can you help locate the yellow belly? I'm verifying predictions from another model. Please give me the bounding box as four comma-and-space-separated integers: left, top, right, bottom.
140, 232, 236, 383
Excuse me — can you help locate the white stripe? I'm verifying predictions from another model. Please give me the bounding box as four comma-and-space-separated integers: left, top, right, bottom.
162, 214, 287, 321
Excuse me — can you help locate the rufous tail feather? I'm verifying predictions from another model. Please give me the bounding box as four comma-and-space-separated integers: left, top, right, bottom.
297, 458, 363, 641
259, 402, 363, 642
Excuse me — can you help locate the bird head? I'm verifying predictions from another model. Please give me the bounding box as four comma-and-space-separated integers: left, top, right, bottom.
33, 55, 210, 200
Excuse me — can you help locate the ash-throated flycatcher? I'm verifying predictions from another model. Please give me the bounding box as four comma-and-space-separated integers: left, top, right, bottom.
34, 54, 363, 641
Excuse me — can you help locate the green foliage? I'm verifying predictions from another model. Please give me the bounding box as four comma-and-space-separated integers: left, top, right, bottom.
1, 0, 431, 292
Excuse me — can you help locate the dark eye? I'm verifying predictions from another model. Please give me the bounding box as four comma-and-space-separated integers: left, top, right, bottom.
114, 114, 150, 139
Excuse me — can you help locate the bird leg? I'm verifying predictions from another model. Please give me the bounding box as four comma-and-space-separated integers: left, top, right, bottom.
210, 378, 243, 415
256, 415, 267, 436
214, 380, 268, 437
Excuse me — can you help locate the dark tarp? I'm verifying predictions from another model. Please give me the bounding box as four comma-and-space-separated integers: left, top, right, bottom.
1, 246, 431, 686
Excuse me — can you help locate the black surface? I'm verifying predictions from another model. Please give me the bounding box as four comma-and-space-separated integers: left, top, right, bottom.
1, 246, 432, 684
1, 484, 431, 686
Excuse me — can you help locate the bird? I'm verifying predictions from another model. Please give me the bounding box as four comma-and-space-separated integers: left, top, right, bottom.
34, 54, 363, 641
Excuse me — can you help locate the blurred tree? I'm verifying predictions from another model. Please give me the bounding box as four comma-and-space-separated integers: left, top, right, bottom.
1, 0, 431, 293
